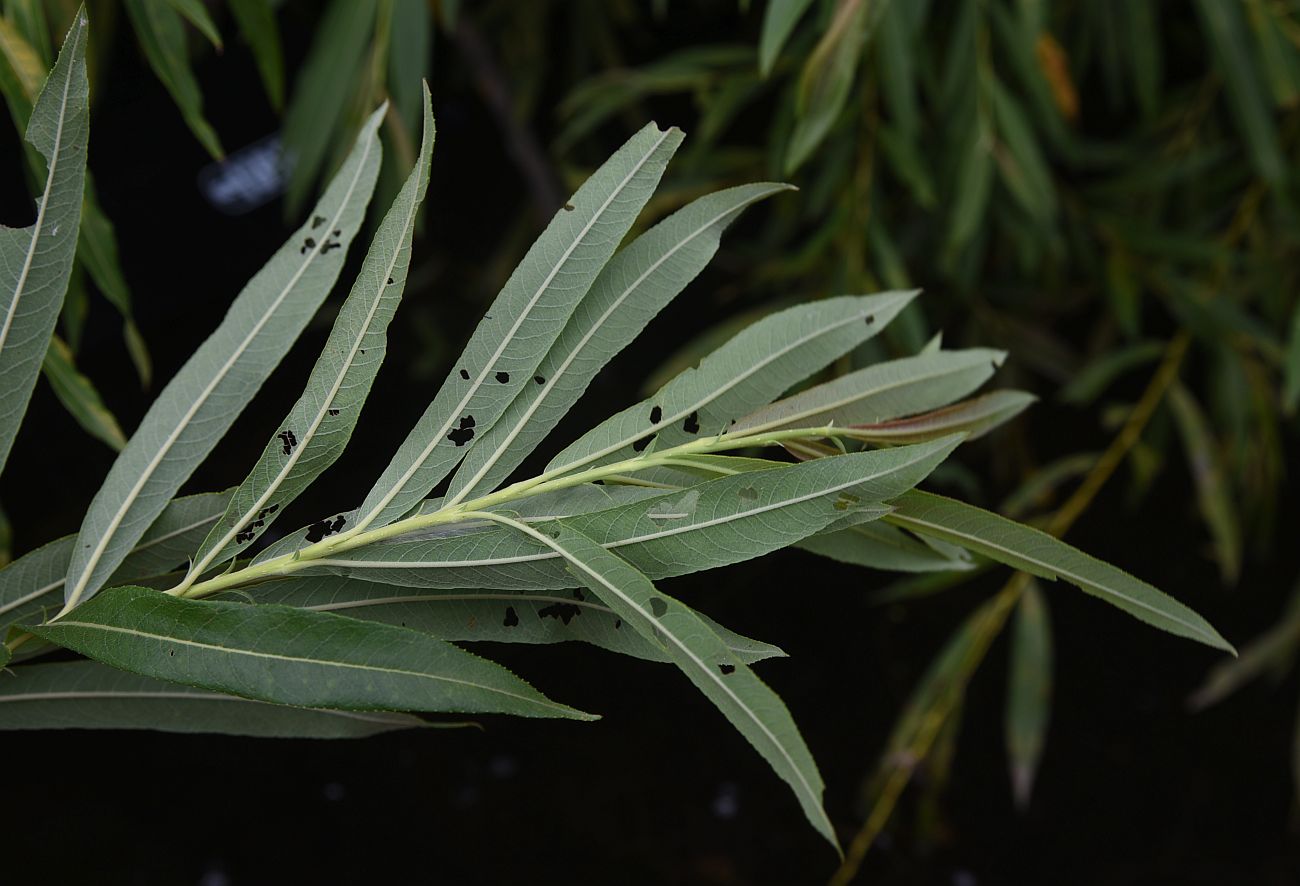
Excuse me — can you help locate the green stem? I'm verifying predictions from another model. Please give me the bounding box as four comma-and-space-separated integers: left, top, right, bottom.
169, 424, 856, 600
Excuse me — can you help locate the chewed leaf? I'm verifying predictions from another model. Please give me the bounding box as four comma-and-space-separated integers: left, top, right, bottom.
184, 88, 436, 582
0, 10, 89, 477
886, 491, 1234, 653
0, 660, 440, 737
61, 107, 384, 611
28, 586, 594, 720
355, 123, 682, 531
547, 291, 918, 476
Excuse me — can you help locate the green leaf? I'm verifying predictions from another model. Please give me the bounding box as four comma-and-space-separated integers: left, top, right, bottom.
29, 586, 593, 719
61, 108, 384, 611
1005, 581, 1052, 808
0, 490, 231, 636
184, 89, 435, 582
547, 291, 917, 476
387, 0, 430, 137
227, 0, 284, 111
124, 0, 223, 159
164, 0, 221, 49
446, 182, 793, 504
842, 390, 1035, 444
758, 0, 816, 76
282, 0, 377, 213
798, 522, 974, 573
312, 438, 958, 590
1168, 383, 1240, 585
0, 9, 88, 477
78, 175, 150, 387
41, 333, 126, 451
507, 517, 838, 851
239, 574, 786, 665
1059, 341, 1164, 406
733, 348, 1007, 434
356, 123, 683, 531
886, 491, 1234, 653
0, 660, 440, 736
3, 0, 51, 69
1193, 0, 1286, 185
1190, 588, 1300, 710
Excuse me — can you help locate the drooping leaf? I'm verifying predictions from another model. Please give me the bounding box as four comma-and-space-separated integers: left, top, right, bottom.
239, 574, 786, 665
123, 0, 223, 159
163, 0, 221, 49
281, 0, 377, 213
28, 585, 594, 720
61, 108, 384, 611
308, 438, 958, 590
355, 123, 683, 531
1005, 580, 1052, 808
797, 522, 974, 573
184, 88, 435, 582
1168, 382, 1240, 585
78, 175, 150, 385
758, 0, 816, 76
1190, 584, 1300, 710
41, 333, 126, 450
733, 348, 1007, 434
0, 660, 438, 736
502, 517, 838, 850
886, 491, 1234, 652
446, 182, 793, 504
0, 9, 88, 477
227, 0, 284, 111
547, 291, 917, 476
0, 490, 231, 635
387, 0, 430, 138
842, 390, 1035, 444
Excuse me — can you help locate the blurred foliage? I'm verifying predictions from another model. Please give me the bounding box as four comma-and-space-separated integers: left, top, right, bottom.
3, 0, 1300, 867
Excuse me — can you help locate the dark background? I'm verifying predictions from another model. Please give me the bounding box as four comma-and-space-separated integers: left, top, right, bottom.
2, 6, 1299, 885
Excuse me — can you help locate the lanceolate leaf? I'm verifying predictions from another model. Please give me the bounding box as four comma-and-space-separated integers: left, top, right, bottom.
0, 10, 88, 477
759, 0, 816, 76
241, 574, 786, 665
185, 88, 436, 582
798, 522, 974, 573
307, 438, 958, 590
1005, 581, 1052, 808
0, 660, 436, 737
842, 390, 1035, 444
733, 348, 1007, 434
61, 109, 384, 611
447, 182, 794, 503
497, 518, 838, 850
41, 333, 127, 450
886, 491, 1234, 652
547, 291, 917, 476
164, 0, 222, 50
123, 0, 223, 159
355, 124, 684, 532
28, 585, 594, 720
0, 491, 232, 635
228, 0, 285, 112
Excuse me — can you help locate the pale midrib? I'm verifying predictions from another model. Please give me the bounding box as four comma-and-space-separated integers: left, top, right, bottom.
735, 358, 990, 436
0, 19, 83, 359
63, 128, 379, 610
357, 129, 673, 531
0, 689, 417, 724
492, 513, 829, 837
448, 193, 765, 505
886, 511, 1211, 638
48, 618, 576, 714
190, 148, 430, 579
0, 511, 224, 618
314, 451, 927, 570
551, 300, 888, 475
309, 592, 616, 616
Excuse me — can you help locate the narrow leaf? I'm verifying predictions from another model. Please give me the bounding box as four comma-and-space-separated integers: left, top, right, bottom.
124, 0, 223, 159
759, 0, 816, 76
0, 660, 435, 736
1005, 581, 1052, 808
1168, 383, 1240, 584
356, 123, 683, 531
241, 574, 786, 665
886, 491, 1234, 652
843, 390, 1035, 444
29, 585, 594, 720
547, 291, 917, 476
164, 0, 221, 48
61, 108, 384, 611
227, 0, 284, 111
185, 88, 435, 581
41, 333, 126, 450
447, 182, 793, 503
0, 9, 88, 477
798, 522, 973, 573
